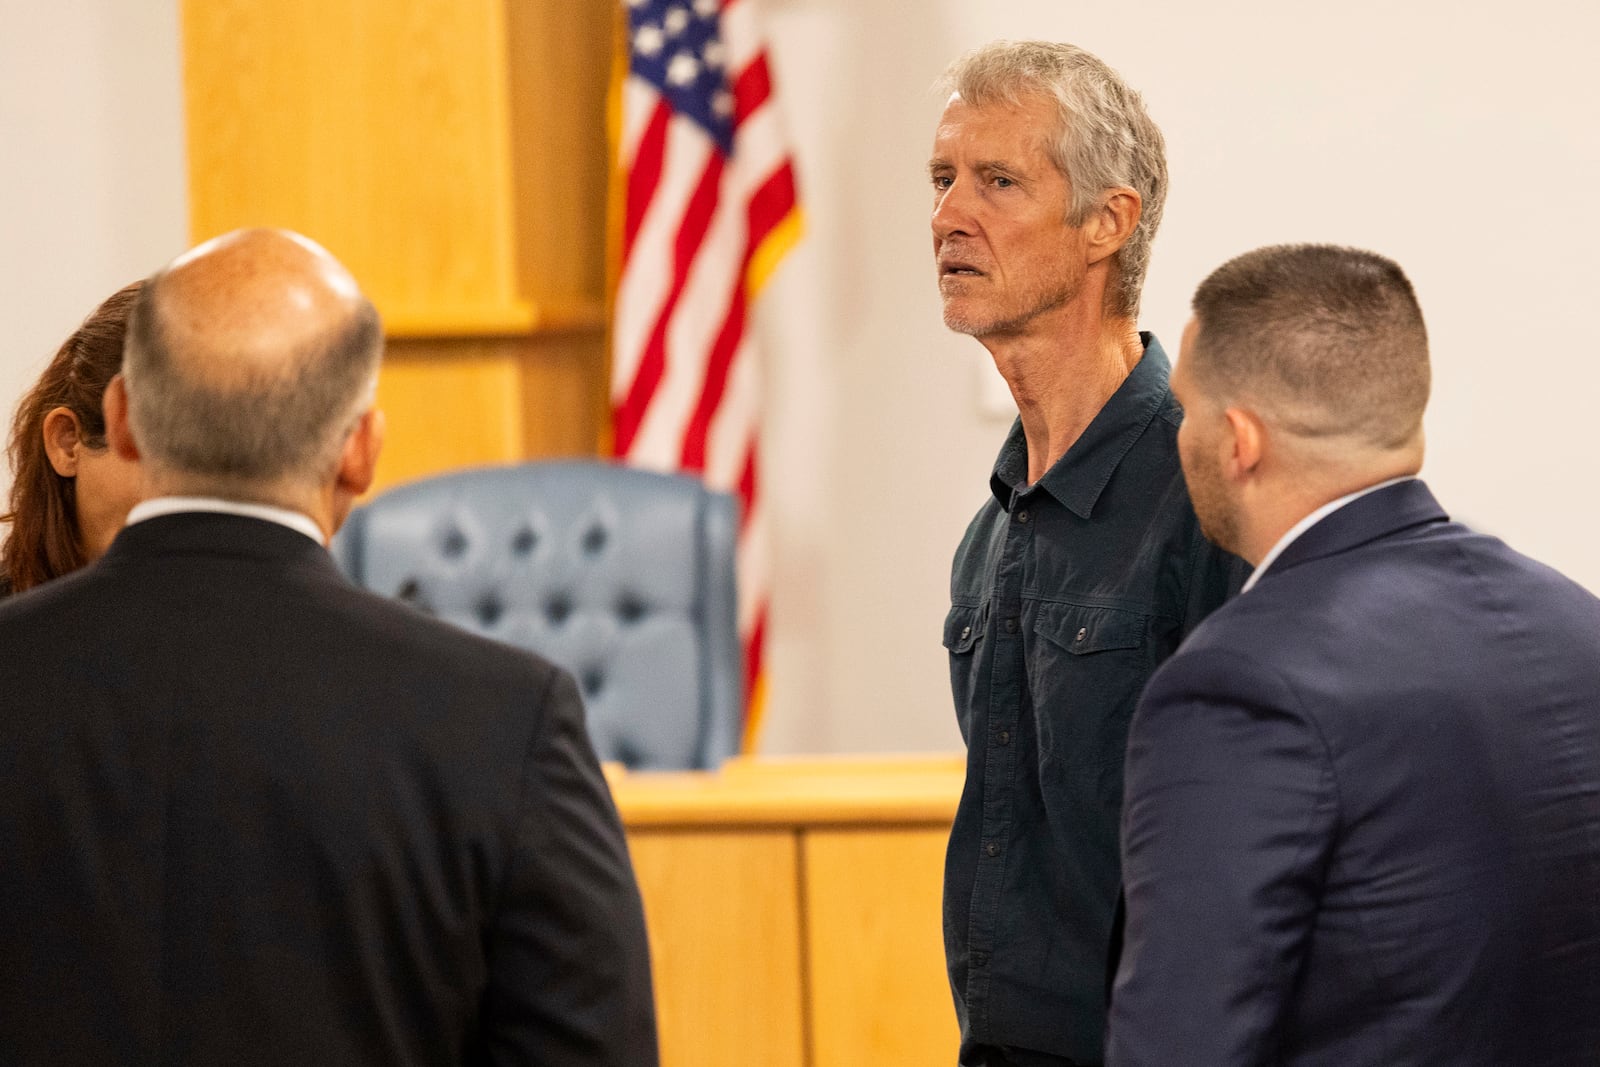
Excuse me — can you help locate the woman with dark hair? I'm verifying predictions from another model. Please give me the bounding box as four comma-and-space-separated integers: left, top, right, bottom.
1, 281, 144, 596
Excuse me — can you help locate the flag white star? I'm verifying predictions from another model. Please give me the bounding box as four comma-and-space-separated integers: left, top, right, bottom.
694, 0, 718, 16
635, 24, 665, 58
664, 7, 690, 35
666, 51, 701, 87
712, 91, 734, 118
702, 40, 726, 68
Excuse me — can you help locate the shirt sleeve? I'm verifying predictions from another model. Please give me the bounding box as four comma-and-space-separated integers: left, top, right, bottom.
480, 667, 659, 1067
1107, 646, 1336, 1066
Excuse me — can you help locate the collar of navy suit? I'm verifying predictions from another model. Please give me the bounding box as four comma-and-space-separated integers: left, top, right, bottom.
1252, 477, 1450, 589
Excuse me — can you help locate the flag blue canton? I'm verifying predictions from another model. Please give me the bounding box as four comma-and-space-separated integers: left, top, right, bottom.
627, 0, 735, 154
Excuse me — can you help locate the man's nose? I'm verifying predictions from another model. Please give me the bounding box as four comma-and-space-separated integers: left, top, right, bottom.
932, 180, 977, 239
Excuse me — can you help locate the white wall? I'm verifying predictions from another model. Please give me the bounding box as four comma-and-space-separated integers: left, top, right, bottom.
5, 2, 1597, 757
0, 0, 187, 474
754, 0, 1600, 754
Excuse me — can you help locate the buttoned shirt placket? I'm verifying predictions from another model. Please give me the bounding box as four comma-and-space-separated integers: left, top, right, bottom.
964, 483, 1036, 1038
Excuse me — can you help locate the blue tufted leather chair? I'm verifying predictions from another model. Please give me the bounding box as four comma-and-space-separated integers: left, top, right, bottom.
331, 460, 743, 770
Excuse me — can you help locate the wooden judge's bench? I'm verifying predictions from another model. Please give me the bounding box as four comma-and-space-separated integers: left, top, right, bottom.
608, 754, 965, 1067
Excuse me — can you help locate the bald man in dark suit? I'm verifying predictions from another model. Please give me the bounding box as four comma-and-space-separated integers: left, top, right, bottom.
0, 229, 658, 1066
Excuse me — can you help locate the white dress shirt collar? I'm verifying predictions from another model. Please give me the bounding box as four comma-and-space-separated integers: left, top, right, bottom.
1241, 476, 1416, 593
125, 496, 327, 546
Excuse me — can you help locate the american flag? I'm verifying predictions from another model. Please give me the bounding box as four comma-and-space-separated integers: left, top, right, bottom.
610, 0, 801, 748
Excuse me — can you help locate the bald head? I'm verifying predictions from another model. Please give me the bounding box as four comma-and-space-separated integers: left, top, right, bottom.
145, 228, 368, 386
123, 228, 383, 497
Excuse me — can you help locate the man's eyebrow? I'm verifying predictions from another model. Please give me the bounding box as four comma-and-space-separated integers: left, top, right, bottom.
928, 158, 1030, 176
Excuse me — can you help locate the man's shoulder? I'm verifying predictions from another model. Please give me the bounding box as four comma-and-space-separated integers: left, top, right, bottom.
1167, 520, 1600, 696
303, 566, 571, 690
949, 494, 1006, 593
1445, 526, 1600, 645
2, 548, 568, 700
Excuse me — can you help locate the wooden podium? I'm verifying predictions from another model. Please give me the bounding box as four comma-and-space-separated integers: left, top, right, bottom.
609, 754, 965, 1067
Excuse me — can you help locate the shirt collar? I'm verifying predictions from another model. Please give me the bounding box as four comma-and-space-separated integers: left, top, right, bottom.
989, 332, 1173, 519
1241, 475, 1417, 593
126, 496, 327, 546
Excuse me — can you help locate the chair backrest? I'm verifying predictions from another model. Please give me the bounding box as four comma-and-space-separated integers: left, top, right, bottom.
332, 460, 742, 770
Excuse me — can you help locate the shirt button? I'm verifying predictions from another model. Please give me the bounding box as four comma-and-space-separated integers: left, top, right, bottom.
997, 730, 1011, 746
961, 625, 971, 639
972, 951, 990, 968
1015, 510, 1030, 524
1075, 626, 1088, 643
1004, 617, 1018, 634
984, 841, 1000, 857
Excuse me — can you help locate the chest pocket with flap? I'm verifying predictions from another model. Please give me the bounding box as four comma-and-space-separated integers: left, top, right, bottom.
1029, 601, 1150, 770
943, 602, 989, 741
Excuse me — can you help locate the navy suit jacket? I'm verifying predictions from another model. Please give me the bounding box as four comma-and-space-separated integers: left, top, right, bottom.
1107, 479, 1600, 1066
0, 513, 658, 1066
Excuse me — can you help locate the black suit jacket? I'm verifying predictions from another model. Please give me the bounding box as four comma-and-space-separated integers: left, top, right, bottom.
0, 512, 658, 1066
1108, 480, 1600, 1065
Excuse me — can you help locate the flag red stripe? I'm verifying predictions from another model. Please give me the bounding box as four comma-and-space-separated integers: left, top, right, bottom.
742, 605, 767, 712
746, 161, 797, 255
678, 164, 795, 471
736, 443, 758, 527
677, 284, 745, 471
614, 152, 727, 457
623, 101, 672, 259
732, 54, 772, 127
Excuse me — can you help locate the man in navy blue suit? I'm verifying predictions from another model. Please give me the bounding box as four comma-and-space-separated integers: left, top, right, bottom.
1106, 244, 1600, 1065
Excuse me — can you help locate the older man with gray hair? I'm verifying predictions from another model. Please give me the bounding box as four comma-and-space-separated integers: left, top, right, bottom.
0, 228, 658, 1065
933, 41, 1242, 1067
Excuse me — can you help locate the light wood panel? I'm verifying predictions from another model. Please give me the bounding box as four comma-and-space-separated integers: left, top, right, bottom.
519, 330, 608, 459
504, 0, 614, 307
611, 755, 965, 1067
804, 828, 960, 1066
371, 339, 523, 493
617, 754, 966, 827
181, 0, 614, 479
183, 0, 527, 331
371, 331, 606, 494
627, 830, 806, 1067
502, 0, 614, 460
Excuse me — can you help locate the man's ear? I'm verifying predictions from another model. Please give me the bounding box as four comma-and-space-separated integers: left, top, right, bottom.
1085, 187, 1142, 267
1222, 406, 1267, 481
335, 407, 385, 500
42, 407, 86, 477
102, 375, 141, 462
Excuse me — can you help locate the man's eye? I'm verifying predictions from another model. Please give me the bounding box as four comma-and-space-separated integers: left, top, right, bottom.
933, 176, 953, 190
993, 176, 1014, 188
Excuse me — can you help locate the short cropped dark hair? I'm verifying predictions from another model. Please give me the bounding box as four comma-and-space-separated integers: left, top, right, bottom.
1189, 244, 1430, 450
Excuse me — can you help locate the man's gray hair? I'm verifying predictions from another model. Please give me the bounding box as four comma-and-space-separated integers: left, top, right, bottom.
1189, 244, 1431, 451
123, 291, 382, 492
939, 40, 1167, 318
